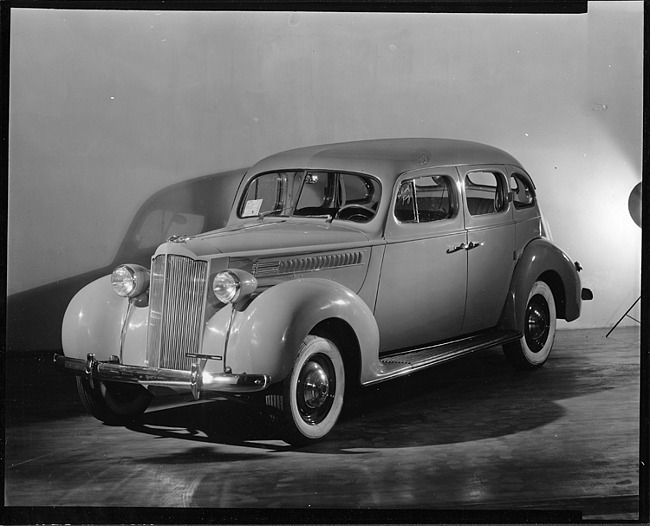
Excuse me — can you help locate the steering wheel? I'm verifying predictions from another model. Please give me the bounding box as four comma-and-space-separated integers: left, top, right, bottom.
335, 204, 375, 222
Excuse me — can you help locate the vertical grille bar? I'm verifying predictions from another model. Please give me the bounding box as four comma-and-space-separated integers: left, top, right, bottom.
147, 254, 208, 370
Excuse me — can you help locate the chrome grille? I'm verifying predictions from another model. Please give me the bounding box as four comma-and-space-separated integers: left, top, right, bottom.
147, 254, 208, 370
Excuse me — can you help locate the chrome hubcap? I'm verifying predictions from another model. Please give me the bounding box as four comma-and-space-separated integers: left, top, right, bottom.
525, 294, 550, 353
297, 354, 335, 425
302, 363, 330, 409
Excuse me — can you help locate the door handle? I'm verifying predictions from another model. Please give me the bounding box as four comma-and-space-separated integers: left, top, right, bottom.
447, 241, 484, 254
446, 243, 467, 254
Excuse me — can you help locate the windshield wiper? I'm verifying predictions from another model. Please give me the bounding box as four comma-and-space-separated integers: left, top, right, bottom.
257, 207, 293, 220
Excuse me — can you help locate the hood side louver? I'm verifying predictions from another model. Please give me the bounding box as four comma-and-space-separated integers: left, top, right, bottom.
252, 251, 364, 278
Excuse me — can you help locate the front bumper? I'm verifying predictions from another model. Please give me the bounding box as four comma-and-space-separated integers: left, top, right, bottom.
54, 353, 271, 400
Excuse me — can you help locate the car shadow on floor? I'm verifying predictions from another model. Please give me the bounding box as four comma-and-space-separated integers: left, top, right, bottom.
120, 346, 591, 452
8, 342, 623, 453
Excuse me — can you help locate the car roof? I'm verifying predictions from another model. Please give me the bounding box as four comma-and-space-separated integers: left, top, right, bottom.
247, 138, 523, 182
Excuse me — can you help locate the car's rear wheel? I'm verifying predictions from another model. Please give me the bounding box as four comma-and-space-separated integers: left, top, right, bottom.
266, 335, 345, 446
504, 280, 557, 369
76, 377, 152, 424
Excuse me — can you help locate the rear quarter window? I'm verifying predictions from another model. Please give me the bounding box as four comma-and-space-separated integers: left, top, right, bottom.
510, 173, 536, 209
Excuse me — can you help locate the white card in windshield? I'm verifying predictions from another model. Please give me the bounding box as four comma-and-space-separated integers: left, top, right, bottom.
243, 199, 263, 217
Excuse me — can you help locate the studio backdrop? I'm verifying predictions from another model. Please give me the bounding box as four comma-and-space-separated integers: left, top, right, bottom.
7, 2, 643, 352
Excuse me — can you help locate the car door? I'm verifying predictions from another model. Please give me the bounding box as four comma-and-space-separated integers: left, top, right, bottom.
374, 168, 467, 354
459, 166, 516, 334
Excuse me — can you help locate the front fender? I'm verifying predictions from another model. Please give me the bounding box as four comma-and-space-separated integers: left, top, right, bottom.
219, 278, 380, 384
500, 238, 582, 331
61, 275, 128, 361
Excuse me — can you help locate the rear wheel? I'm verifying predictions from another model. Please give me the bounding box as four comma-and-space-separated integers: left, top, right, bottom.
504, 280, 557, 369
76, 377, 152, 424
266, 335, 345, 446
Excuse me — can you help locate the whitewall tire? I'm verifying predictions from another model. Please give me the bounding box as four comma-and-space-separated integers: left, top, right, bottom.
268, 335, 345, 446
504, 280, 557, 369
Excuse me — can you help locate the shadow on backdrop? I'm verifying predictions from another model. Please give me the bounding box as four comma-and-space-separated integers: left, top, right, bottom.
6, 168, 246, 353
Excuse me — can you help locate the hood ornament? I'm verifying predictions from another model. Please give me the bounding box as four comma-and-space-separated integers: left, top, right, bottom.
167, 234, 190, 243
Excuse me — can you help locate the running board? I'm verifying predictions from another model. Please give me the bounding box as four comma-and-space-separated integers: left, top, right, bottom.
363, 330, 521, 386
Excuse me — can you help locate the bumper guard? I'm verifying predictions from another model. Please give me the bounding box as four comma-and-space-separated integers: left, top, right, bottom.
53, 353, 271, 400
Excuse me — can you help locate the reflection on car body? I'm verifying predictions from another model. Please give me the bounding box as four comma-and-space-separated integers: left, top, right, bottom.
55, 138, 592, 445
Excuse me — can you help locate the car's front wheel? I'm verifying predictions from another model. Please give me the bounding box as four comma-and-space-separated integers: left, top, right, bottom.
504, 280, 557, 369
267, 335, 345, 446
76, 377, 152, 424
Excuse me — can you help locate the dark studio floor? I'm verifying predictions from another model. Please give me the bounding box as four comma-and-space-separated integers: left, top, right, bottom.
3, 327, 643, 522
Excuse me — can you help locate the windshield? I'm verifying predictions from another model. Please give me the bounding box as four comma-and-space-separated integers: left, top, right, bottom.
238, 170, 381, 223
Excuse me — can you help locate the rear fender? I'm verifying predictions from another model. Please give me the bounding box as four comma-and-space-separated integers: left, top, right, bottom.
221, 278, 380, 385
500, 238, 582, 331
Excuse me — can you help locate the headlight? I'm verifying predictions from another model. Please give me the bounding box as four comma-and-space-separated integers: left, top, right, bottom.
212, 269, 257, 304
111, 264, 150, 298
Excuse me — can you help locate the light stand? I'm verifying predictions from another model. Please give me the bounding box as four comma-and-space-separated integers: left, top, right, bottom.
606, 296, 640, 337
605, 182, 641, 338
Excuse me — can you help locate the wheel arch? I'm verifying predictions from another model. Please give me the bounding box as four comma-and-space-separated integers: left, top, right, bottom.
224, 278, 379, 385
500, 238, 582, 331
537, 269, 567, 320
310, 318, 362, 393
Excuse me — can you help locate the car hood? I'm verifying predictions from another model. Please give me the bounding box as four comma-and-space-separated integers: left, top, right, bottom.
177, 219, 371, 258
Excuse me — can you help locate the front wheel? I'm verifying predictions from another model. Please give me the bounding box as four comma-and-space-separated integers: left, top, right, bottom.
267, 335, 345, 446
76, 377, 152, 424
503, 280, 557, 369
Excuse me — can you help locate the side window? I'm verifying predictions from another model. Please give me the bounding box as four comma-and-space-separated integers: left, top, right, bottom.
298, 172, 328, 209
295, 171, 381, 222
395, 175, 456, 223
395, 181, 416, 222
341, 173, 375, 205
465, 171, 508, 216
510, 173, 536, 209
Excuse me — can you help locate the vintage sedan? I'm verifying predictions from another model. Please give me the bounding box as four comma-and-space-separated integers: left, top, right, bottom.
55, 138, 592, 445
